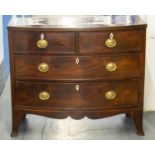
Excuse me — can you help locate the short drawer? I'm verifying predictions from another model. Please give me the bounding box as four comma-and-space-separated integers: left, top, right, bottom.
13, 31, 75, 54
15, 54, 140, 81
79, 30, 141, 53
15, 80, 139, 108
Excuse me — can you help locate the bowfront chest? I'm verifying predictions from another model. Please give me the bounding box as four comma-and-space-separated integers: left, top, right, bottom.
8, 16, 147, 137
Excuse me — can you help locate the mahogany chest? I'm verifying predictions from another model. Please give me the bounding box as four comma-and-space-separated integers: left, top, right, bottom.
8, 16, 147, 137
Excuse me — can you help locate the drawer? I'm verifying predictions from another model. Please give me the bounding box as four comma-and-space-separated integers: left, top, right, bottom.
15, 80, 139, 108
15, 54, 140, 80
13, 31, 75, 54
79, 30, 141, 53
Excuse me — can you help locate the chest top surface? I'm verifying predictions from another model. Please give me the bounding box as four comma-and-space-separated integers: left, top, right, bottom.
8, 15, 146, 31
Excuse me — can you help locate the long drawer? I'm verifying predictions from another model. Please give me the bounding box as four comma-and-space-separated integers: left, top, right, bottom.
15, 54, 140, 81
15, 80, 139, 108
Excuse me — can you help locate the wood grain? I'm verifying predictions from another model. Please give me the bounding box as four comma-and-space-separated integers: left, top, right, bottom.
15, 80, 139, 108
13, 31, 75, 54
15, 54, 140, 81
79, 30, 141, 53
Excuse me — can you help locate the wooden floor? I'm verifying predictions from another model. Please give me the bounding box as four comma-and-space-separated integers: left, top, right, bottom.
0, 78, 155, 140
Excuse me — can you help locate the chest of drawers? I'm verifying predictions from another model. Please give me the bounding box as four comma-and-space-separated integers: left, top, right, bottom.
8, 16, 147, 137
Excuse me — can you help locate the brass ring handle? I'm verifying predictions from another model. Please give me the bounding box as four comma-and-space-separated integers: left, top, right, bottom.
37, 39, 48, 48
105, 91, 116, 100
106, 62, 117, 72
37, 33, 48, 49
39, 91, 50, 100
105, 33, 116, 48
38, 63, 49, 72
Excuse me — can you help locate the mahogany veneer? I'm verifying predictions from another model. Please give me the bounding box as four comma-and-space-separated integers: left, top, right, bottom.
15, 80, 139, 108
79, 30, 141, 53
15, 54, 140, 80
8, 16, 147, 137
13, 31, 75, 54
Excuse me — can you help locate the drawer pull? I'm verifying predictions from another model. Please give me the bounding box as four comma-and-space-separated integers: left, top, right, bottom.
39, 91, 50, 100
106, 62, 117, 72
38, 63, 49, 72
105, 91, 116, 100
37, 33, 48, 49
105, 33, 116, 48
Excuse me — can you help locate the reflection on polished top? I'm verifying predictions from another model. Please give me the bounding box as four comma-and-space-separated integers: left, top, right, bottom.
8, 15, 146, 29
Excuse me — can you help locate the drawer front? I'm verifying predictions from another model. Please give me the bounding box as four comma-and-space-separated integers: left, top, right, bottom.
15, 54, 140, 80
15, 80, 139, 108
13, 31, 75, 54
79, 30, 141, 53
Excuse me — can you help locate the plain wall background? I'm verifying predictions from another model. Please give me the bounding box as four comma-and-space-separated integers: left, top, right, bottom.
144, 16, 155, 111
2, 15, 12, 79
0, 16, 4, 64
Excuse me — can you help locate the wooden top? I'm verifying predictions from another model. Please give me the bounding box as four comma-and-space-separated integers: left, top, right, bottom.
8, 15, 147, 31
